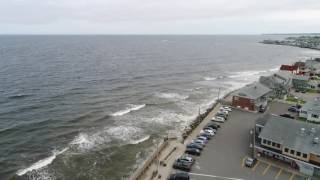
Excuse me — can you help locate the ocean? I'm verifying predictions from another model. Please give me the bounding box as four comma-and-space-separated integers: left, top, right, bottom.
0, 35, 319, 180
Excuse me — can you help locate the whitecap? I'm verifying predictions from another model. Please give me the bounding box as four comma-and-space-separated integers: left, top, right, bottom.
111, 104, 146, 116
129, 135, 150, 145
16, 148, 68, 176
156, 92, 189, 100
203, 77, 217, 81
268, 67, 279, 72
228, 70, 267, 78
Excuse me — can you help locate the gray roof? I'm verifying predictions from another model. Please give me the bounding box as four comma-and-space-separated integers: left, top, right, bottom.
292, 74, 309, 81
258, 114, 320, 155
301, 98, 320, 114
234, 82, 271, 100
275, 71, 292, 82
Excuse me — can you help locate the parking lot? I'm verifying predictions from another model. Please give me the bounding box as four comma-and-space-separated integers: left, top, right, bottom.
184, 109, 306, 180
267, 101, 299, 118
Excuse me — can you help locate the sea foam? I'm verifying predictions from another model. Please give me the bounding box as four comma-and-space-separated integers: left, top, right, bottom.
111, 104, 146, 116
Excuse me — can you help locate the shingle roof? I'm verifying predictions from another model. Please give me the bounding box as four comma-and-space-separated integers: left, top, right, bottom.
301, 98, 320, 114
234, 82, 272, 100
292, 74, 309, 81
258, 114, 320, 155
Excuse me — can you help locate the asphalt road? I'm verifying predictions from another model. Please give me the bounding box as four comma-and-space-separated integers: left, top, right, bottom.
188, 109, 306, 180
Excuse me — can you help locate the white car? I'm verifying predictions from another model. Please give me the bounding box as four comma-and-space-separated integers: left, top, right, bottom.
191, 139, 206, 146
219, 109, 229, 115
200, 130, 215, 136
222, 106, 232, 112
211, 116, 225, 123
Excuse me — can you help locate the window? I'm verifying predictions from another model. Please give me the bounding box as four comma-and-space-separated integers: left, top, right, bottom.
312, 114, 319, 118
296, 152, 301, 156
284, 148, 289, 153
263, 139, 266, 144
276, 144, 281, 148
290, 150, 295, 155
267, 141, 271, 145
303, 154, 308, 158
272, 142, 276, 146
234, 96, 239, 101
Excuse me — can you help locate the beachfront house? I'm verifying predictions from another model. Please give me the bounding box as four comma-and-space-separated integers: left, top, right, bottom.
259, 71, 292, 98
280, 64, 299, 74
254, 114, 320, 176
232, 82, 272, 111
292, 74, 309, 91
300, 98, 320, 123
305, 58, 320, 76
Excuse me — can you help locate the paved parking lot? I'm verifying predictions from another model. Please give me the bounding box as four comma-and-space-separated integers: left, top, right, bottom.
267, 101, 299, 118
290, 91, 320, 102
184, 109, 306, 180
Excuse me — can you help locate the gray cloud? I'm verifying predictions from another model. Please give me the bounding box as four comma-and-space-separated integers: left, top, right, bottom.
1, 0, 320, 34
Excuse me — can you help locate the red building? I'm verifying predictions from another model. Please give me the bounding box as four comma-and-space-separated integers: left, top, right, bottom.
280, 64, 299, 74
232, 83, 272, 111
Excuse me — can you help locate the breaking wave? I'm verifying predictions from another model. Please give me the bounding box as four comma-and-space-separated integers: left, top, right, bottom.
129, 135, 150, 145
228, 70, 267, 78
111, 104, 146, 116
156, 92, 189, 100
16, 148, 68, 176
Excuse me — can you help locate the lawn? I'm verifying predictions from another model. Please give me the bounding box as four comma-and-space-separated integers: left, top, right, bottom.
285, 95, 306, 104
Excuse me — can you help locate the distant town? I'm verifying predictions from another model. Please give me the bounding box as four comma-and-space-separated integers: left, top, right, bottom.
262, 36, 320, 50
132, 57, 320, 180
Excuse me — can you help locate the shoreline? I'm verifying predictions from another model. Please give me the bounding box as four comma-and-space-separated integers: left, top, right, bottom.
128, 87, 239, 180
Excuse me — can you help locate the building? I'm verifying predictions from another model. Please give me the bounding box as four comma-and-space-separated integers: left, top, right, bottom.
292, 74, 309, 90
300, 98, 320, 123
232, 82, 272, 111
255, 114, 320, 176
259, 71, 292, 98
280, 64, 299, 74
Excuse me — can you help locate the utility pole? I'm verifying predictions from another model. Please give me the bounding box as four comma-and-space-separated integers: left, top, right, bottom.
217, 87, 221, 101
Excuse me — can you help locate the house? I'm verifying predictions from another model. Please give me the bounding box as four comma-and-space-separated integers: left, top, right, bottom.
292, 75, 309, 90
305, 58, 320, 75
259, 71, 292, 98
232, 82, 272, 111
280, 64, 299, 74
255, 114, 320, 176
300, 98, 320, 123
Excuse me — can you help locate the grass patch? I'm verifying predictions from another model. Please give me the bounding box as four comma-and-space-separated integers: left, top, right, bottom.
285, 96, 306, 104
307, 88, 319, 93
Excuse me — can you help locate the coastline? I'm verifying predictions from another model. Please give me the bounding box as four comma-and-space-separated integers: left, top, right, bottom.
128, 87, 239, 180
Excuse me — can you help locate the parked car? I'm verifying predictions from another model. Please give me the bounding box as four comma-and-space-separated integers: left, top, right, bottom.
288, 106, 299, 112
216, 112, 227, 119
211, 116, 225, 123
222, 106, 232, 112
280, 113, 294, 119
186, 143, 203, 150
219, 109, 229, 115
244, 157, 256, 168
206, 122, 219, 129
201, 130, 215, 136
197, 136, 209, 143
259, 106, 266, 113
185, 148, 201, 156
177, 155, 195, 164
200, 131, 213, 137
191, 139, 206, 146
173, 161, 192, 171
168, 172, 190, 180
203, 127, 217, 133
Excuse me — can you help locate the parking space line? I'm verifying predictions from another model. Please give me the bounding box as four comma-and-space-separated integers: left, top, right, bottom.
241, 157, 246, 167
262, 164, 271, 175
189, 172, 245, 180
274, 168, 283, 180
252, 161, 259, 171
289, 173, 294, 180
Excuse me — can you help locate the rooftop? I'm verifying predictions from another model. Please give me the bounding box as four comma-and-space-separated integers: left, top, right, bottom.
234, 82, 271, 100
292, 74, 309, 81
301, 98, 320, 114
258, 114, 320, 155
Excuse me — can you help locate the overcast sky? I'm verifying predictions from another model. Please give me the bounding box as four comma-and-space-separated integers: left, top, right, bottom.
1, 0, 320, 34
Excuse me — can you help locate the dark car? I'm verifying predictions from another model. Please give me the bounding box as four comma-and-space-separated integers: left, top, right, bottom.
206, 122, 219, 129
288, 106, 299, 112
173, 161, 192, 171
259, 106, 266, 113
280, 113, 294, 119
199, 132, 211, 139
186, 143, 203, 150
216, 112, 227, 119
177, 155, 195, 164
185, 148, 201, 156
168, 172, 190, 180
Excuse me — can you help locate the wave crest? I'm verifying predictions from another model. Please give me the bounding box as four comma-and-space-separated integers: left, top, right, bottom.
111, 104, 146, 116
